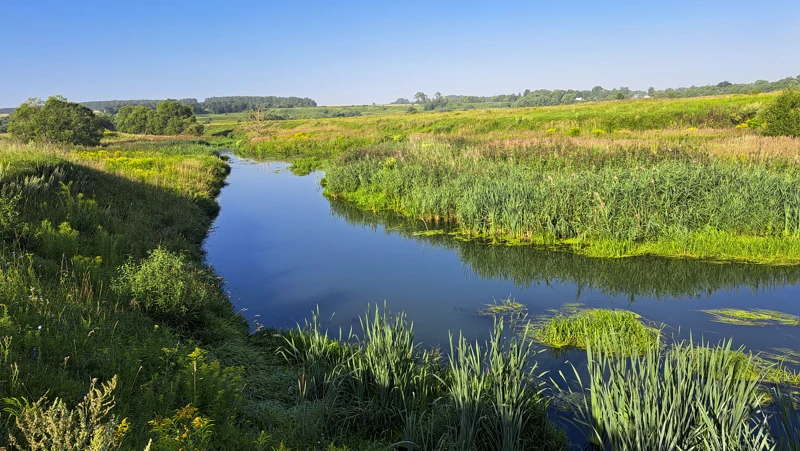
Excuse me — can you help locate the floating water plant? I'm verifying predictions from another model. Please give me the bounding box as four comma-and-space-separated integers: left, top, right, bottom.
699, 308, 800, 326
524, 307, 661, 355
478, 297, 527, 316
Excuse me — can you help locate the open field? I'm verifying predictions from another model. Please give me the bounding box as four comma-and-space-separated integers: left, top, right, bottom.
230, 93, 778, 159
196, 101, 533, 126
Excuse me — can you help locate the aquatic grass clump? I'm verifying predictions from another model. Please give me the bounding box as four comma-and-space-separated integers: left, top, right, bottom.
561, 337, 774, 450
705, 347, 800, 386
478, 297, 527, 317
525, 308, 661, 355
699, 308, 800, 326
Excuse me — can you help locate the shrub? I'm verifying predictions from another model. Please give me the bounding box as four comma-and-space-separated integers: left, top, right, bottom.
761, 90, 800, 137
149, 404, 214, 451
8, 96, 105, 146
113, 247, 218, 326
5, 376, 125, 450
592, 128, 606, 136
567, 127, 581, 137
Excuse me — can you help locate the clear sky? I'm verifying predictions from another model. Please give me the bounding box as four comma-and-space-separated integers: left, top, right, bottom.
2, 0, 798, 106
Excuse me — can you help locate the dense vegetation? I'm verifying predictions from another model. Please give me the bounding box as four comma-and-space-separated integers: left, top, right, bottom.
762, 89, 800, 137
201, 96, 317, 113
116, 100, 204, 136
79, 99, 204, 115
0, 115, 9, 133
7, 96, 105, 146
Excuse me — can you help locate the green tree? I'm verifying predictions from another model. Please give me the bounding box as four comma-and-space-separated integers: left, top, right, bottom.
414, 92, 429, 104
117, 106, 152, 134
761, 89, 800, 137
152, 99, 194, 135
8, 96, 105, 146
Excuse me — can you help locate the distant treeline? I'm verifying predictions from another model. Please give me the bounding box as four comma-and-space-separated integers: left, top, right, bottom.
395, 76, 800, 110
75, 96, 317, 115
0, 108, 14, 115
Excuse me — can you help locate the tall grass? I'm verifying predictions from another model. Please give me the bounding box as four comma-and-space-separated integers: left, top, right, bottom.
323, 141, 800, 264
279, 306, 567, 450
560, 337, 775, 450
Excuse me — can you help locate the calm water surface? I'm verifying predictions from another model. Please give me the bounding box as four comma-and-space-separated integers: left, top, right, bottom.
205, 155, 800, 366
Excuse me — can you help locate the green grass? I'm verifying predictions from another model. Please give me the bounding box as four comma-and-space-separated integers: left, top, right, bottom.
279, 304, 567, 450
524, 308, 662, 355
321, 134, 800, 264
559, 337, 777, 450
478, 298, 527, 316
700, 308, 800, 326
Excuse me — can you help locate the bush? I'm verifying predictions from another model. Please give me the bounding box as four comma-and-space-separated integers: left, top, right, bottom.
113, 247, 218, 326
8, 96, 105, 146
761, 90, 800, 137
567, 127, 581, 137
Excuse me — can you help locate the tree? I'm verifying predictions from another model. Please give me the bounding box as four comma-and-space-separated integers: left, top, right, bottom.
115, 100, 203, 136
8, 96, 104, 146
717, 81, 732, 88
761, 90, 800, 137
117, 106, 152, 134
615, 92, 625, 100
414, 92, 429, 105
648, 87, 655, 96
392, 98, 411, 104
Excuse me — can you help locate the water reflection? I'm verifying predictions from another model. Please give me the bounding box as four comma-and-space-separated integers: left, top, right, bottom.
329, 199, 800, 301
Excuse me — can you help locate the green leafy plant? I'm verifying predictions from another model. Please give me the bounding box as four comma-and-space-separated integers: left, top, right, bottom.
4, 376, 125, 451
113, 247, 218, 326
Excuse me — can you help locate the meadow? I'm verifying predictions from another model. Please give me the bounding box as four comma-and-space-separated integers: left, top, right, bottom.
222, 91, 800, 264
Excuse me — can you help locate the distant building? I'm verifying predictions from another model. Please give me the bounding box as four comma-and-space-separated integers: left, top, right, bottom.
633, 94, 640, 99
575, 97, 583, 101
643, 95, 651, 98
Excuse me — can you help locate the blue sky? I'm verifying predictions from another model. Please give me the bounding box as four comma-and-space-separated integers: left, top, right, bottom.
2, 0, 798, 106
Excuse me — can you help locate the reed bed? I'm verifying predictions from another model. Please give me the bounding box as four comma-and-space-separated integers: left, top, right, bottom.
279, 304, 566, 450
323, 138, 800, 264
559, 337, 776, 450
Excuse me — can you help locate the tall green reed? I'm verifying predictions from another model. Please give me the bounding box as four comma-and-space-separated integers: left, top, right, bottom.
560, 336, 774, 450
